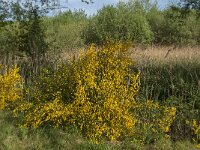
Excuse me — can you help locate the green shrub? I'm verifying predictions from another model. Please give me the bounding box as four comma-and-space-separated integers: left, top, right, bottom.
82, 1, 153, 45
156, 7, 200, 45
44, 10, 87, 52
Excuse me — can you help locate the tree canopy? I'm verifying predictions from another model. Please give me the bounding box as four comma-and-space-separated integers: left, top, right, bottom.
181, 0, 200, 10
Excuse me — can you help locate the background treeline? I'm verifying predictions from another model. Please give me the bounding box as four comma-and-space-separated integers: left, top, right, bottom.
1, 0, 200, 61
49, 0, 200, 47
45, 0, 200, 50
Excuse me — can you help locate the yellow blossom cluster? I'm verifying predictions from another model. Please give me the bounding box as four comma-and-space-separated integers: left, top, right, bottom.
70, 43, 141, 141
190, 119, 200, 147
192, 120, 200, 135
132, 100, 176, 143
0, 65, 23, 110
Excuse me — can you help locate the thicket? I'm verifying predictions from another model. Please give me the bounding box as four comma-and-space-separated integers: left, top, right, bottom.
0, 1, 48, 78
44, 10, 87, 53
82, 1, 153, 45
82, 0, 200, 46
157, 7, 200, 45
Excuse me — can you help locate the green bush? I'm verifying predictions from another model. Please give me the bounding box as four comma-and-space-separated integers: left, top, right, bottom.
44, 10, 87, 52
82, 1, 154, 45
146, 4, 165, 43
155, 7, 200, 45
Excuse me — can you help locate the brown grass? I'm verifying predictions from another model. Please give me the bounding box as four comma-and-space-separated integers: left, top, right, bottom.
130, 45, 200, 65
59, 45, 200, 66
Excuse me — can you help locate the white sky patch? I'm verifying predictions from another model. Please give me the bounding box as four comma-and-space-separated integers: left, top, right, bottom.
54, 0, 177, 16
53, 0, 123, 16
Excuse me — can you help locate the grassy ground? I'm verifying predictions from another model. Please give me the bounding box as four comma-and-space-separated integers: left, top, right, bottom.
0, 110, 198, 150
0, 111, 117, 150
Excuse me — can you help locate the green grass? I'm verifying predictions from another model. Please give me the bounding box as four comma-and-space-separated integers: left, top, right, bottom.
0, 111, 199, 150
0, 111, 115, 150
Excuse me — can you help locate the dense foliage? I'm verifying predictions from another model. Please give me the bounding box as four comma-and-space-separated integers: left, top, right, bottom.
82, 2, 153, 45
0, 0, 200, 149
44, 10, 87, 53
82, 0, 200, 46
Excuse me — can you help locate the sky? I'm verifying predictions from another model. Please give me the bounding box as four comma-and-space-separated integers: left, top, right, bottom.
4, 0, 179, 16
51, 0, 179, 16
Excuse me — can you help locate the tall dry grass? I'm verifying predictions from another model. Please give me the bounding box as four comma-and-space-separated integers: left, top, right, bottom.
131, 45, 200, 66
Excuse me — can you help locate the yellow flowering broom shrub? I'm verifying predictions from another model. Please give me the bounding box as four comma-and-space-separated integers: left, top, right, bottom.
0, 65, 23, 110
12, 43, 176, 143
14, 43, 140, 142
132, 100, 176, 143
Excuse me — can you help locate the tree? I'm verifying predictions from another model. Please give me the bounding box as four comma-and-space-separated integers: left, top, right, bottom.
0, 0, 93, 74
181, 0, 200, 10
0, 0, 8, 21
0, 1, 48, 75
